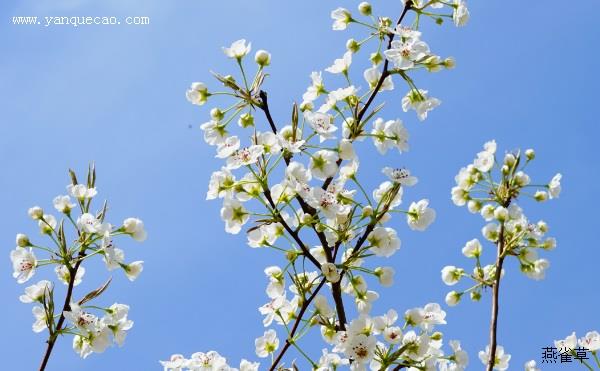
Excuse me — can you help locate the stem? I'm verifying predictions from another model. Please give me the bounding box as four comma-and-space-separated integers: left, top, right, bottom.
268, 279, 327, 371
486, 224, 505, 371
322, 1, 413, 192
39, 252, 85, 371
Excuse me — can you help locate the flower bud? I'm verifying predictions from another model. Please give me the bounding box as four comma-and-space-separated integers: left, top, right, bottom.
238, 112, 254, 128
514, 171, 531, 186
525, 149, 535, 161
445, 291, 461, 307
358, 2, 372, 15
504, 153, 516, 167
16, 233, 30, 247
501, 165, 510, 175
254, 50, 271, 66
346, 38, 360, 53
210, 108, 224, 121
431, 332, 443, 341
28, 206, 43, 220
362, 205, 373, 218
537, 220, 548, 233
443, 57, 456, 69
534, 190, 548, 202
494, 206, 508, 222
467, 200, 482, 213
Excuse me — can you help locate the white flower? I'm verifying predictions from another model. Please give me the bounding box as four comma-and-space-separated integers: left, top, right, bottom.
407, 199, 436, 231
186, 82, 209, 106
160, 354, 187, 370
64, 303, 98, 332
28, 206, 43, 220
314, 295, 334, 317
215, 136, 240, 159
555, 331, 577, 351
524, 360, 540, 371
186, 351, 228, 369
368, 227, 401, 258
462, 238, 482, 258
344, 334, 376, 364
402, 89, 440, 121
73, 335, 93, 359
10, 248, 37, 283
421, 302, 446, 329
523, 258, 549, 280
220, 199, 249, 234
374, 267, 394, 287
222, 39, 251, 59
77, 213, 102, 233
67, 184, 97, 200
123, 217, 147, 242
474, 150, 495, 172
382, 167, 418, 186
255, 329, 279, 358
578, 331, 600, 351
55, 265, 85, 286
321, 262, 340, 283
385, 38, 430, 70
53, 195, 75, 213
453, 0, 470, 27
441, 266, 463, 286
364, 66, 393, 91
318, 349, 349, 369
451, 187, 470, 208
200, 120, 227, 146
124, 261, 144, 281
255, 131, 282, 154
309, 150, 339, 180
305, 112, 337, 142
32, 306, 48, 333
226, 145, 265, 169
240, 359, 260, 371
302, 71, 325, 104
331, 7, 352, 30
325, 51, 352, 74
206, 168, 236, 200
38, 214, 57, 235
548, 173, 562, 199
448, 340, 469, 369
20, 280, 53, 303
371, 119, 409, 154
478, 345, 510, 370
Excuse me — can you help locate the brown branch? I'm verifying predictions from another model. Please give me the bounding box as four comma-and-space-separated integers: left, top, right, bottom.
39, 256, 84, 371
322, 1, 413, 192
268, 279, 327, 371
486, 224, 506, 371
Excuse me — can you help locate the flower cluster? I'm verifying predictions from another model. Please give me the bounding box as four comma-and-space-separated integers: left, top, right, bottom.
443, 141, 562, 369
172, 0, 475, 369
10, 166, 146, 366
444, 141, 561, 306
160, 352, 259, 371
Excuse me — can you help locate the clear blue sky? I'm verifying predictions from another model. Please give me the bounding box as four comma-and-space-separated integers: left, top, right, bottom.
1, 0, 599, 370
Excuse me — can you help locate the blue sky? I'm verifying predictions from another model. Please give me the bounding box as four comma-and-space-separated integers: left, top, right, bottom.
1, 0, 599, 370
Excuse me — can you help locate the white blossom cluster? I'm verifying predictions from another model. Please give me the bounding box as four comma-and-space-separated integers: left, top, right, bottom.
10, 166, 146, 364
442, 141, 562, 369
170, 0, 476, 369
